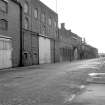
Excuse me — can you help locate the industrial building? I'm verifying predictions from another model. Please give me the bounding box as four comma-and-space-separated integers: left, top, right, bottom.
0, 0, 98, 69
58, 23, 82, 62
18, 0, 59, 66
0, 0, 21, 68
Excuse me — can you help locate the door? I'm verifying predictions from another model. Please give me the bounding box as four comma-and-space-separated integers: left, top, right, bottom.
22, 30, 32, 66
39, 36, 51, 64
31, 34, 38, 65
0, 38, 12, 69
74, 48, 78, 60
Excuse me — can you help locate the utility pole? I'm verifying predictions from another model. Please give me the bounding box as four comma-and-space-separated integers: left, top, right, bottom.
56, 0, 57, 13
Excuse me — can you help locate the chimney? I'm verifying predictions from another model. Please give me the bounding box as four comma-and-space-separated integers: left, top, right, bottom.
61, 23, 65, 29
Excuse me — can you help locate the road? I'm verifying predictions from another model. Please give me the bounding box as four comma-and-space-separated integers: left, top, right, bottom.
0, 58, 104, 105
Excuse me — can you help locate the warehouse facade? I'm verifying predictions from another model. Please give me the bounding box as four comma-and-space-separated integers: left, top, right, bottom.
0, 0, 22, 68
0, 0, 98, 69
58, 23, 82, 62
18, 0, 59, 66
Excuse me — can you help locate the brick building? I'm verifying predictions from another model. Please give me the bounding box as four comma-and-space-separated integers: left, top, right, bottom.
80, 43, 98, 59
58, 23, 82, 62
0, 0, 21, 68
0, 0, 98, 69
18, 0, 59, 66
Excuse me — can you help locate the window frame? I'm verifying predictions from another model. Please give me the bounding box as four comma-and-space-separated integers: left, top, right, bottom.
24, 17, 29, 29
41, 12, 45, 23
24, 1, 29, 14
48, 17, 52, 26
54, 21, 57, 28
34, 8, 38, 19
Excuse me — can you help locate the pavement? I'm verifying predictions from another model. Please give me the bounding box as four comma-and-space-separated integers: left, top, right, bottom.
0, 58, 104, 105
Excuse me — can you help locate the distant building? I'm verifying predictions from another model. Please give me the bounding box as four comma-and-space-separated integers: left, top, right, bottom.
80, 43, 98, 59
58, 23, 82, 62
98, 53, 105, 57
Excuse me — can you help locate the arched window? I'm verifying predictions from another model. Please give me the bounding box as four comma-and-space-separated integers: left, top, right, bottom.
41, 13, 45, 22
48, 17, 52, 26
34, 8, 38, 19
24, 1, 29, 13
54, 21, 57, 28
24, 17, 29, 29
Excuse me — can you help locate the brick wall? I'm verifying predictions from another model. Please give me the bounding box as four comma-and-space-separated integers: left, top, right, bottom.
0, 0, 21, 67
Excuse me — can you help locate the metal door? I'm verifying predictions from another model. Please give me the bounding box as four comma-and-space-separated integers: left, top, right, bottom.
22, 30, 32, 66
0, 38, 12, 69
31, 34, 38, 65
39, 36, 51, 64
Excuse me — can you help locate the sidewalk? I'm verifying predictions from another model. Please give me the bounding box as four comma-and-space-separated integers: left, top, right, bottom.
71, 84, 105, 105
71, 59, 105, 105
0, 60, 84, 73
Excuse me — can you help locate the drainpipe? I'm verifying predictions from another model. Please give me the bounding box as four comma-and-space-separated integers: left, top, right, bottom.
18, 3, 23, 67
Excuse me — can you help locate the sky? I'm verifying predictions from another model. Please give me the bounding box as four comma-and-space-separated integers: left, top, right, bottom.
40, 0, 105, 53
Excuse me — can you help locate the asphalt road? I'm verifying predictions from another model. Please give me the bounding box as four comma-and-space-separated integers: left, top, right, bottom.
0, 58, 104, 105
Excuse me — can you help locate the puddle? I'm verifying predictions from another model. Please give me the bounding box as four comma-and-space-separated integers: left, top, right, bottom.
64, 85, 85, 103
3, 82, 19, 87
72, 84, 105, 104
80, 85, 85, 89
64, 94, 76, 103
89, 73, 105, 77
87, 73, 105, 84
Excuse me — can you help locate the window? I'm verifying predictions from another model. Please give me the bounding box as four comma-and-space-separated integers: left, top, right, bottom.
55, 31, 58, 38
0, 39, 11, 50
24, 2, 29, 13
0, 0, 8, 13
48, 17, 52, 26
0, 19, 8, 31
54, 21, 57, 28
34, 8, 38, 19
41, 13, 45, 22
24, 52, 28, 59
0, 40, 3, 50
24, 17, 29, 29
60, 36, 63, 40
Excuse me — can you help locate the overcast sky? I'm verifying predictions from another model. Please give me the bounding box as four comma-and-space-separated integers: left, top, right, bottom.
40, 0, 105, 53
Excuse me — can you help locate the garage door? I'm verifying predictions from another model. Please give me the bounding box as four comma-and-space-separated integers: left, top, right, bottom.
39, 36, 51, 64
0, 37, 12, 69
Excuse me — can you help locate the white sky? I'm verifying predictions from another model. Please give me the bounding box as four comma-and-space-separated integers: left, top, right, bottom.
40, 0, 105, 53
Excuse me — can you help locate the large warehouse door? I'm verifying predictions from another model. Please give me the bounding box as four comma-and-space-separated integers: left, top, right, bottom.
0, 37, 12, 69
39, 37, 51, 64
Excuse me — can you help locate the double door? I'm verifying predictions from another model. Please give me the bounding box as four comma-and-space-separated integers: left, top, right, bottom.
22, 30, 38, 66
